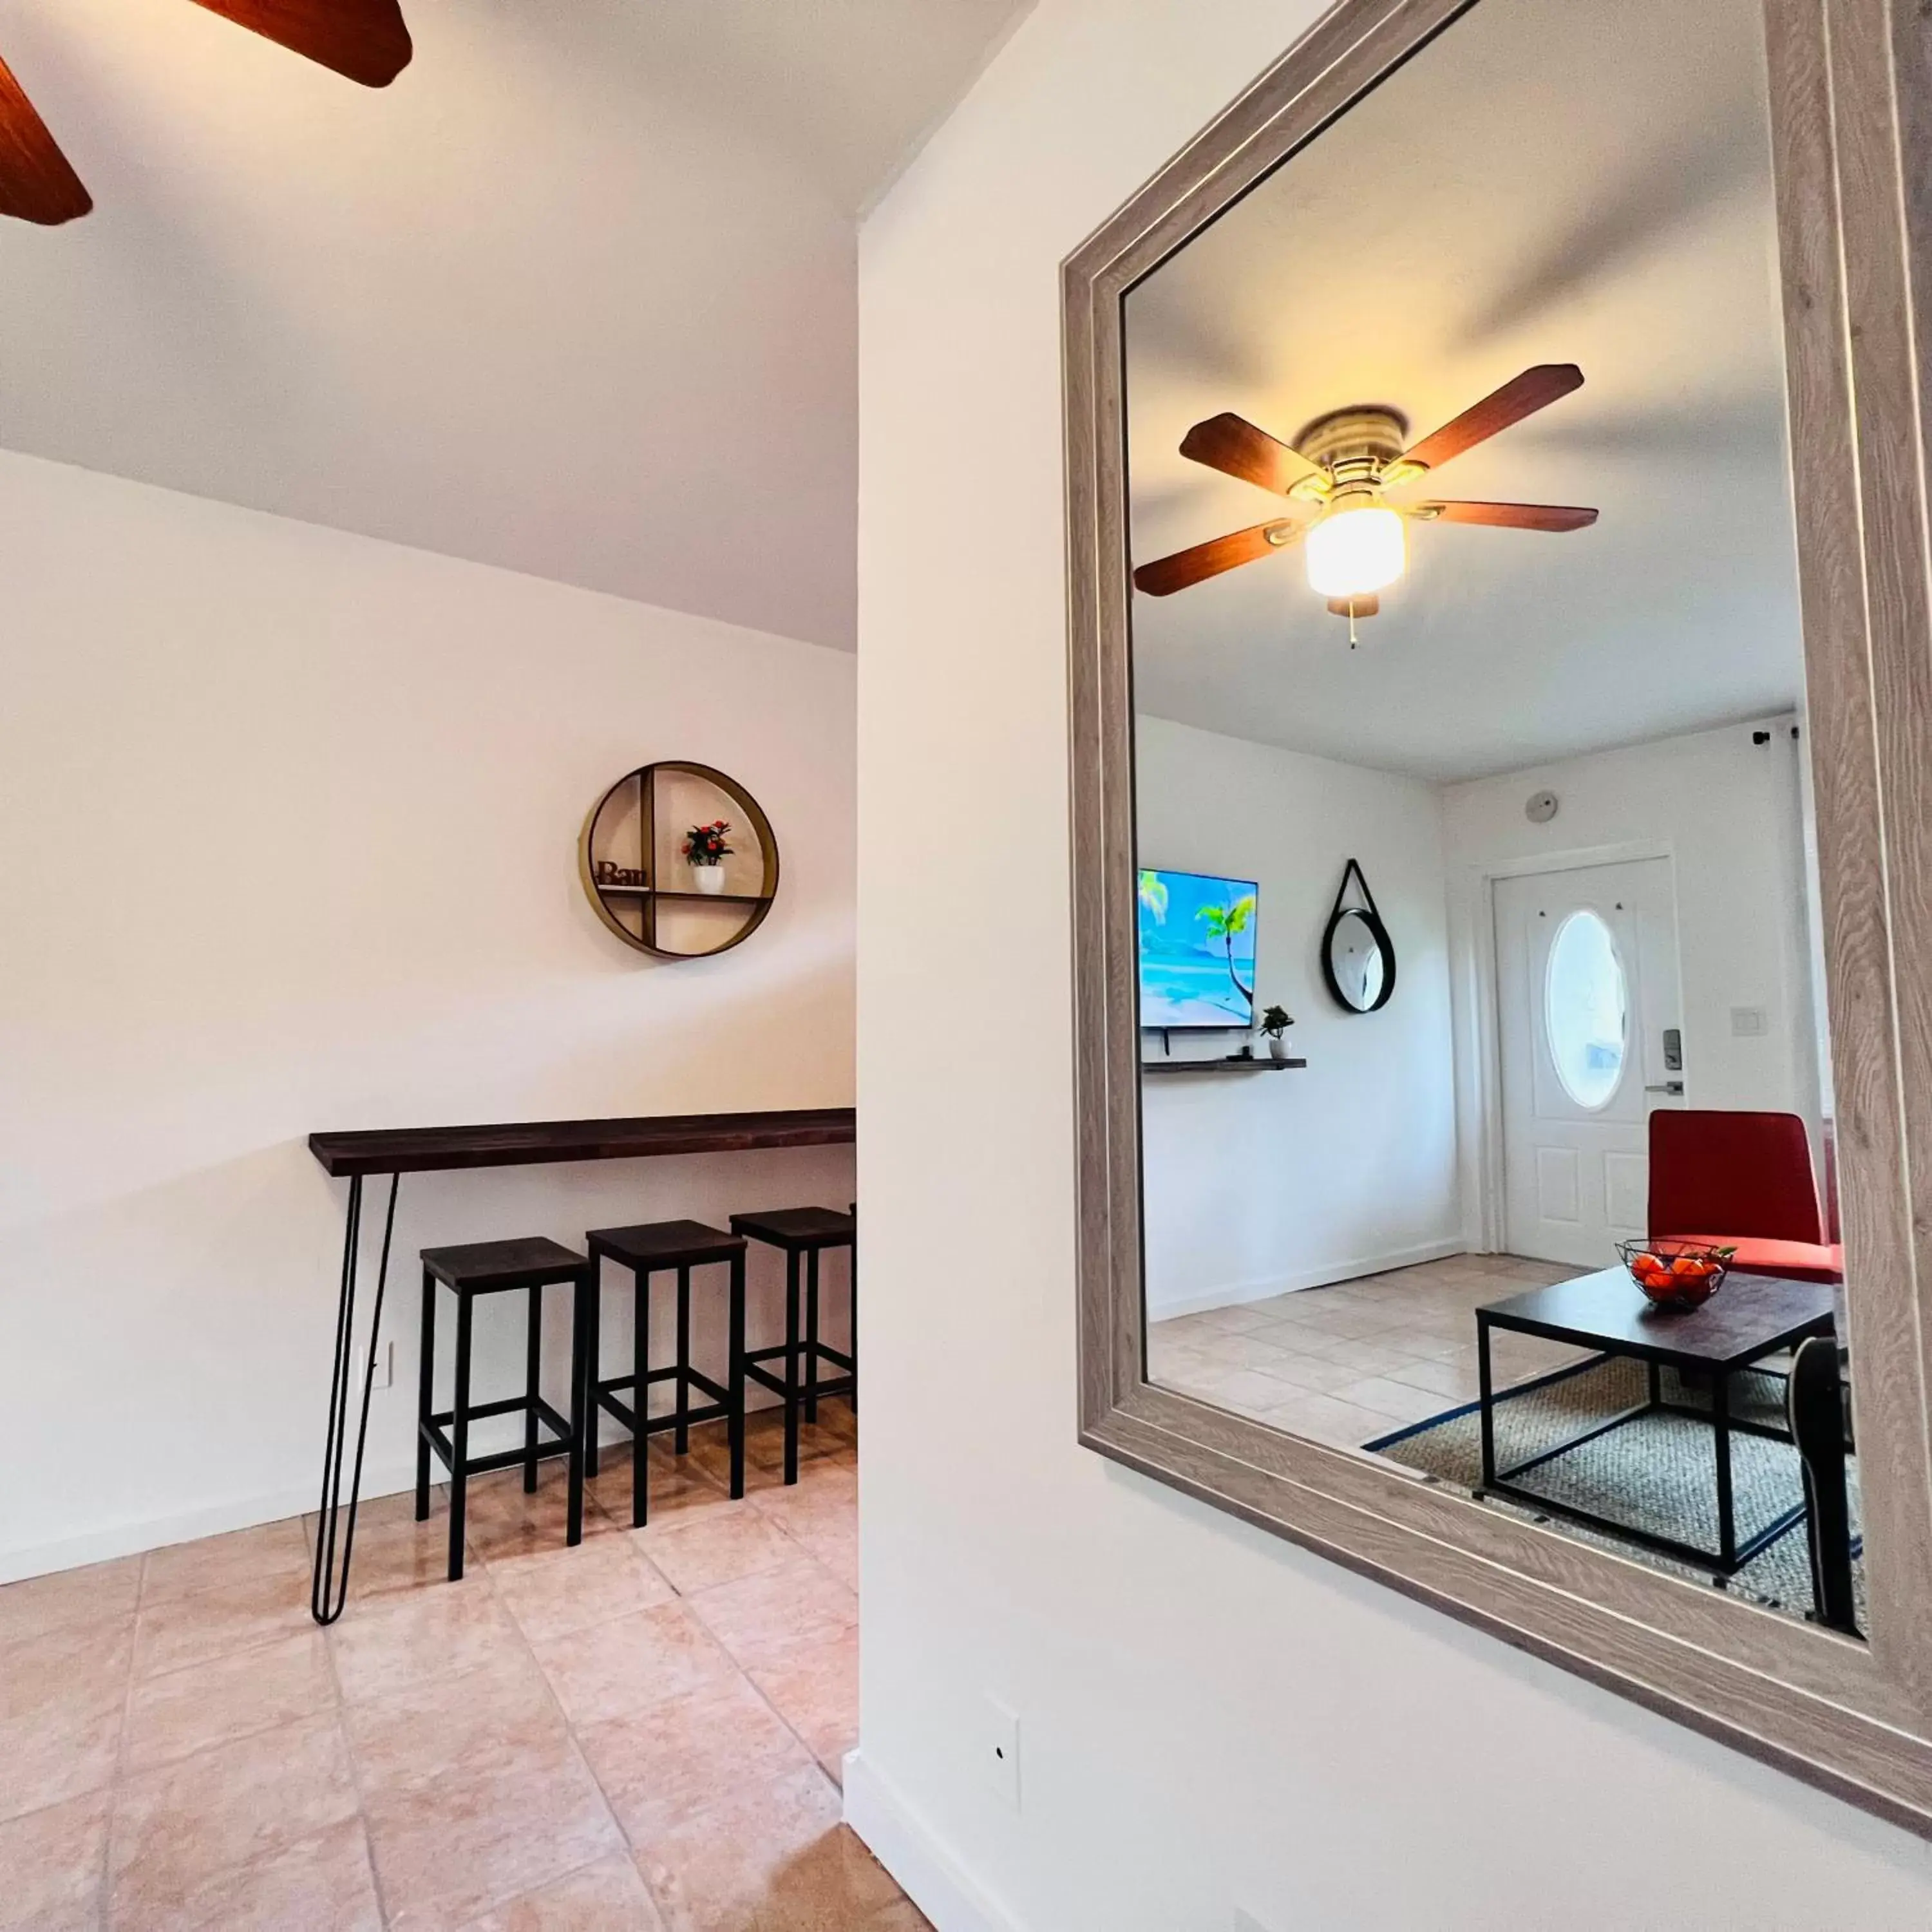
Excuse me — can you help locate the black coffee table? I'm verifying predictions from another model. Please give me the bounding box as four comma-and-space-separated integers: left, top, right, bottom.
1475, 1268, 1837, 1573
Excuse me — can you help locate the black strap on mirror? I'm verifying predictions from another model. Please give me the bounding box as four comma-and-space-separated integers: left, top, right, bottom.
1321, 858, 1396, 1013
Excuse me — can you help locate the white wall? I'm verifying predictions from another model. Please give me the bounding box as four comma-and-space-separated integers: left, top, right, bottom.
1135, 717, 1459, 1318
853, 3, 1932, 1926
1441, 718, 1822, 1240
0, 448, 855, 1581
0, 0, 860, 650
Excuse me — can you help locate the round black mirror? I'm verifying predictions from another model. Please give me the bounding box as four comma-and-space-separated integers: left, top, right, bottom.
1321, 861, 1396, 1013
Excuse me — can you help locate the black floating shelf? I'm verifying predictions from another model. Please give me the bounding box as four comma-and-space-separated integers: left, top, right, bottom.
1141, 1056, 1307, 1075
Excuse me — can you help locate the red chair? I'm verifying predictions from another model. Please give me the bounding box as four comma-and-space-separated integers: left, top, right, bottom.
1648, 1108, 1843, 1283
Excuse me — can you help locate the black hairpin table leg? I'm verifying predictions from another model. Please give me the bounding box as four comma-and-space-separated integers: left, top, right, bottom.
311, 1173, 400, 1625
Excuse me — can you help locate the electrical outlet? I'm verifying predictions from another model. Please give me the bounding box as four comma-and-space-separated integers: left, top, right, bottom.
980, 1696, 1020, 1809
370, 1340, 393, 1390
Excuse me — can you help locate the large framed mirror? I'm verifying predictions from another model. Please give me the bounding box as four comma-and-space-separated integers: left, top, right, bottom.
1066, 0, 1932, 1827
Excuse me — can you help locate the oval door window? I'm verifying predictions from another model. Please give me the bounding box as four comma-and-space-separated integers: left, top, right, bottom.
1545, 908, 1627, 1108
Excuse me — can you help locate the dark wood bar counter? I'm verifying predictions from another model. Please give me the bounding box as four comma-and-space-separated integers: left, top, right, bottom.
308, 1106, 856, 1176
307, 1106, 855, 1623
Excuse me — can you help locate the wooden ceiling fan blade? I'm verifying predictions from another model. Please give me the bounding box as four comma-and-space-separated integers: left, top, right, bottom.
186, 0, 413, 86
1132, 518, 1303, 596
1179, 413, 1320, 495
1400, 365, 1584, 473
0, 54, 91, 225
1419, 500, 1598, 531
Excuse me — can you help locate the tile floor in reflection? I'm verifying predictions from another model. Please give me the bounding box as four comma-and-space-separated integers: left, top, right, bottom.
1148, 1252, 1590, 1449
0, 1401, 925, 1931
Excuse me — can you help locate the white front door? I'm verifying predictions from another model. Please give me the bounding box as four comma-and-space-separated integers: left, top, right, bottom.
1493, 857, 1684, 1266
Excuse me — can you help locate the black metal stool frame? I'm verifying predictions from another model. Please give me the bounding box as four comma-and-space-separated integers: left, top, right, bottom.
416, 1249, 591, 1582
585, 1236, 747, 1522
732, 1210, 857, 1486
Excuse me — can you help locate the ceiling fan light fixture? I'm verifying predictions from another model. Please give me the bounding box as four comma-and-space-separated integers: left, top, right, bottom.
1305, 501, 1406, 600
1142, 372, 1593, 606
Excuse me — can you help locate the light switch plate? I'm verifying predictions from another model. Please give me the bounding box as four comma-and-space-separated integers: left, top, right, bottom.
1730, 1005, 1770, 1037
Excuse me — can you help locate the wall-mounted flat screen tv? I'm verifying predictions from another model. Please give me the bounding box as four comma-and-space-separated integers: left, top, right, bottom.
1137, 868, 1258, 1029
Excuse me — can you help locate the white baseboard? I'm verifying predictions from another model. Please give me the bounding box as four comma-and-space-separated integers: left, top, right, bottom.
0, 1390, 802, 1585
0, 1459, 419, 1586
843, 1749, 1026, 1932
1147, 1235, 1467, 1322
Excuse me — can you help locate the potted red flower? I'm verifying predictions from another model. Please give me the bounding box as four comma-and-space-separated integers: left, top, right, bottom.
683, 819, 734, 894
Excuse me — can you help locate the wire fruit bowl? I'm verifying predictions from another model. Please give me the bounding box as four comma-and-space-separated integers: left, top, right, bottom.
1616, 1239, 1734, 1310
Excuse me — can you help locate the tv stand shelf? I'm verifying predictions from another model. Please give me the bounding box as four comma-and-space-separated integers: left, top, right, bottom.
1141, 1056, 1306, 1075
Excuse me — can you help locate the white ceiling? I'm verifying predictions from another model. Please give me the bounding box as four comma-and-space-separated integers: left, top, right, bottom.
598, 0, 1033, 218
1124, 0, 1804, 782
0, 0, 1030, 650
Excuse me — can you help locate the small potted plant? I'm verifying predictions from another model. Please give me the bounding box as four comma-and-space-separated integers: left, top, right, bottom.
1258, 1004, 1295, 1061
683, 819, 734, 894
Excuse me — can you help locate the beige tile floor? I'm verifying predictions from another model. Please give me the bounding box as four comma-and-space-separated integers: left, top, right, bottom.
0, 1401, 926, 1932
1149, 1251, 1590, 1450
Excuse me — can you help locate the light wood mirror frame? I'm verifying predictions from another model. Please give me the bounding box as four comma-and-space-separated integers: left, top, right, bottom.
1065, 0, 1932, 1832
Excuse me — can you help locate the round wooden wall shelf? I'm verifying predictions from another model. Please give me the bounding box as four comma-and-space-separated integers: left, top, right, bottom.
579, 761, 779, 959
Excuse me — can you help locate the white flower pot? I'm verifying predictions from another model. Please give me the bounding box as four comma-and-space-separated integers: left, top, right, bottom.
691, 865, 726, 895
1267, 1034, 1291, 1062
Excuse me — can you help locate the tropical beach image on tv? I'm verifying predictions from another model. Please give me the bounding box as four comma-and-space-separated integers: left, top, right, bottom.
1137, 868, 1258, 1028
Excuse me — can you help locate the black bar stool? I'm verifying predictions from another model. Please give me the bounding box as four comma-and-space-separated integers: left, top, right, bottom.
583, 1220, 747, 1524
416, 1237, 591, 1582
730, 1206, 857, 1484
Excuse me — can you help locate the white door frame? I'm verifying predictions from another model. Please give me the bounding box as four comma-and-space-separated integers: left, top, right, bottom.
1453, 837, 1680, 1256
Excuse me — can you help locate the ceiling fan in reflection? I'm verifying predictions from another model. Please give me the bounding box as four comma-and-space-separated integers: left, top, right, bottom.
0, 0, 412, 227
1132, 365, 1598, 643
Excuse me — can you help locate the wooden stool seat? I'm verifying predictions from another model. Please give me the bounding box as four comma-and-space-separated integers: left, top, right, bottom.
416, 1237, 591, 1583
729, 1206, 854, 1248
731, 1205, 857, 1484
588, 1218, 746, 1269
422, 1236, 589, 1291
585, 1219, 747, 1522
